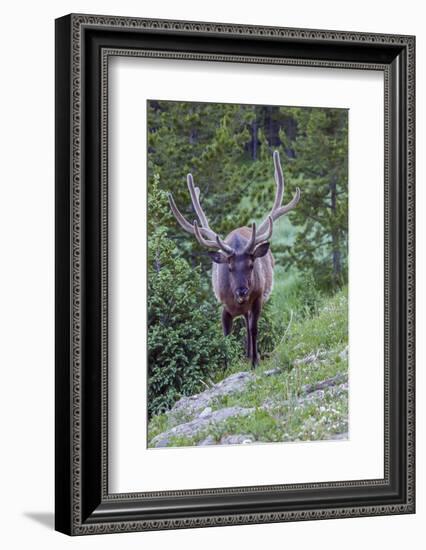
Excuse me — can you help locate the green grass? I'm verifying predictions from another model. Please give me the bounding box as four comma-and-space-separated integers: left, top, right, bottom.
147, 287, 348, 447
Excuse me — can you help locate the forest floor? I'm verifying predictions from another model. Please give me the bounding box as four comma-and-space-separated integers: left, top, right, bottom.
148, 288, 349, 448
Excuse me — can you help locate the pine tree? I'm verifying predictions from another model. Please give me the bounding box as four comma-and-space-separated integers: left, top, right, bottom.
147, 101, 348, 292
278, 107, 348, 290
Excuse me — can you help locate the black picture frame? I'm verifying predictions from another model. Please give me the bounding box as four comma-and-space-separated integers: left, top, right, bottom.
55, 13, 415, 536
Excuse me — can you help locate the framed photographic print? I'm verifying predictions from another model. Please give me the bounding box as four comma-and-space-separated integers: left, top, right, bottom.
55, 14, 415, 535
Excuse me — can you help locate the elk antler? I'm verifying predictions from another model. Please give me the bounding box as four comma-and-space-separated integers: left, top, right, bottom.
243, 217, 273, 254
244, 222, 257, 253
257, 151, 301, 237
193, 221, 235, 255
168, 174, 235, 255
169, 152, 299, 255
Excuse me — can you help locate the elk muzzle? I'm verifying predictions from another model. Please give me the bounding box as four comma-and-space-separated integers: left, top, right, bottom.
235, 286, 249, 304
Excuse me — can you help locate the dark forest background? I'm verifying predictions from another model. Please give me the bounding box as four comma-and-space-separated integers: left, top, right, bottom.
146, 100, 348, 417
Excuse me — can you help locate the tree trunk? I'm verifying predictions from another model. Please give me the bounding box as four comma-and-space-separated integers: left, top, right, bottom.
154, 248, 161, 274
330, 176, 341, 286
251, 119, 258, 160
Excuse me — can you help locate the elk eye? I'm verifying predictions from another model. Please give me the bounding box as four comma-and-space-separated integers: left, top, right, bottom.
228, 267, 233, 273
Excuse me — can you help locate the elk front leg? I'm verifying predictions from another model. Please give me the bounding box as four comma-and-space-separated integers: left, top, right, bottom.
244, 313, 251, 358
221, 308, 233, 336
249, 299, 262, 369
221, 309, 233, 370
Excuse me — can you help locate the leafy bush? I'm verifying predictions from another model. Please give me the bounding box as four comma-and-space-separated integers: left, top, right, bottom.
147, 178, 240, 417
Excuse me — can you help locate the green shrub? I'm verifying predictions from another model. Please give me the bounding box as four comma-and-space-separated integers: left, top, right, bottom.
147, 178, 240, 417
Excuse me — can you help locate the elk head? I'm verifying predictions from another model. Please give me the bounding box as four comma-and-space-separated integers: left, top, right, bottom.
203, 221, 272, 304
168, 150, 300, 306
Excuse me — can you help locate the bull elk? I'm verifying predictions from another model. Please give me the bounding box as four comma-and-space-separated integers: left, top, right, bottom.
168, 151, 300, 368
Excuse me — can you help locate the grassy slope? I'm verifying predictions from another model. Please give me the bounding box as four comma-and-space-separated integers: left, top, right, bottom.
148, 287, 348, 447
148, 213, 348, 446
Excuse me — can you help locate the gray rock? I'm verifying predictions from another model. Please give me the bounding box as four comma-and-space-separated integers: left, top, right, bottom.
263, 367, 282, 377
330, 432, 349, 440
293, 349, 333, 367
152, 435, 172, 448
220, 434, 254, 445
199, 406, 212, 419
261, 397, 278, 411
301, 373, 348, 395
151, 406, 255, 448
339, 346, 349, 360
168, 371, 254, 419
304, 389, 325, 401
293, 352, 318, 366
261, 374, 349, 415
198, 435, 216, 446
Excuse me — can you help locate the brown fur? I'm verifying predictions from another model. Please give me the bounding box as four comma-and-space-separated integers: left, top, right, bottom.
211, 227, 274, 368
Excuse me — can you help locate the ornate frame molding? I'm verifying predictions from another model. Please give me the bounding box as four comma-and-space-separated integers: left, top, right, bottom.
55, 13, 415, 536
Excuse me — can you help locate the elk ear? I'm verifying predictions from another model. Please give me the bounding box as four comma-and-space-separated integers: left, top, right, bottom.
252, 242, 270, 259
208, 251, 229, 264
